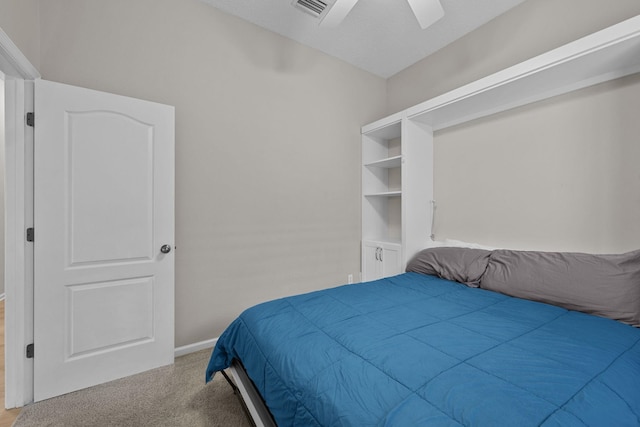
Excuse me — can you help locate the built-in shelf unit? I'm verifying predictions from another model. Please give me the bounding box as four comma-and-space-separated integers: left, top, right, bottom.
361, 14, 640, 281
361, 114, 432, 281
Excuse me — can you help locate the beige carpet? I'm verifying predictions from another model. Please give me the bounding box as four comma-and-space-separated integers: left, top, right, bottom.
13, 349, 252, 427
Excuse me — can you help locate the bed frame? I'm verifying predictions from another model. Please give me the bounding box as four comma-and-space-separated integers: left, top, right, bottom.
222, 360, 277, 427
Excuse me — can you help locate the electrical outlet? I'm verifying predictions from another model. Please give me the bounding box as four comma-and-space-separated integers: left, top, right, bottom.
347, 274, 353, 284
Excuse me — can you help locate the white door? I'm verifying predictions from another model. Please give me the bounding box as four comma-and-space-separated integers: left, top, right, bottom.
381, 243, 402, 277
33, 80, 175, 401
362, 241, 382, 281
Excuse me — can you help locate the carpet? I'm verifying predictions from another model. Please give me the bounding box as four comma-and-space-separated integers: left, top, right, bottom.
13, 349, 252, 427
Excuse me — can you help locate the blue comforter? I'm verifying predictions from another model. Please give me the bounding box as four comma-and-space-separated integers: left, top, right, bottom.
206, 273, 640, 426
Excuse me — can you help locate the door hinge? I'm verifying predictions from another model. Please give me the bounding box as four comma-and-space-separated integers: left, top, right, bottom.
26, 227, 34, 242
26, 112, 35, 127
26, 343, 34, 359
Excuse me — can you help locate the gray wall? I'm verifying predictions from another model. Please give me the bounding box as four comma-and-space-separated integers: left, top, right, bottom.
387, 0, 640, 253
0, 0, 40, 70
3, 0, 387, 343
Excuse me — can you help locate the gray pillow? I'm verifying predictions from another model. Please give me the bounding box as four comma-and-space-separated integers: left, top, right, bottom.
406, 247, 492, 287
481, 249, 640, 327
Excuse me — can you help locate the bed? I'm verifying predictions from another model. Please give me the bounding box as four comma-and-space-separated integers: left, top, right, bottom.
206, 247, 640, 426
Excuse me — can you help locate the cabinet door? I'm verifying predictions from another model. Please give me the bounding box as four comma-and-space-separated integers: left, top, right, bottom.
381, 243, 402, 277
362, 241, 382, 281
362, 241, 402, 281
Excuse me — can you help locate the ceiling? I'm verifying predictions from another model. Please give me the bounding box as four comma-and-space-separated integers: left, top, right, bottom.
200, 0, 527, 78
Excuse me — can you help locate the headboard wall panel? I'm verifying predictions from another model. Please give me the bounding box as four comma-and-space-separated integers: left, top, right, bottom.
433, 73, 640, 253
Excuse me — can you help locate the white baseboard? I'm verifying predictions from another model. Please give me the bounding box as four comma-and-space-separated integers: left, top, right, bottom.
174, 337, 218, 358
0, 293, 5, 301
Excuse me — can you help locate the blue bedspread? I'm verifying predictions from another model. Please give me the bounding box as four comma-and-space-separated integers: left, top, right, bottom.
206, 273, 640, 426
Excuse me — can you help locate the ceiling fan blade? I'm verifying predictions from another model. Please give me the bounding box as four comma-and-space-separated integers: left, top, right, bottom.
320, 0, 359, 27
406, 0, 444, 29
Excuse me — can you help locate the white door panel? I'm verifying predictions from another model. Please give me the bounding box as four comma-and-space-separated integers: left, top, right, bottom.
362, 241, 382, 281
34, 80, 175, 401
381, 244, 402, 276
68, 111, 154, 265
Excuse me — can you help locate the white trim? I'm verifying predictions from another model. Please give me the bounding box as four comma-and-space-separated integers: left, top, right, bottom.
4, 77, 26, 409
1, 24, 39, 409
0, 293, 4, 301
405, 14, 640, 130
4, 77, 34, 410
0, 27, 40, 80
174, 338, 218, 358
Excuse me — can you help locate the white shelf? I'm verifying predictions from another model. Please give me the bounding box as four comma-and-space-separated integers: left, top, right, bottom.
406, 14, 640, 131
364, 191, 402, 198
364, 155, 402, 169
361, 113, 402, 137
363, 238, 402, 246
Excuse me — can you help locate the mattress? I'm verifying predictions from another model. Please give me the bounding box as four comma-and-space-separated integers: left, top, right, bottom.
206, 272, 640, 426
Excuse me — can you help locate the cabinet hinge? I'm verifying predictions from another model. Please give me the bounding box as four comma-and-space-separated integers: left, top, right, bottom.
26, 227, 34, 242
26, 112, 35, 127
26, 343, 34, 359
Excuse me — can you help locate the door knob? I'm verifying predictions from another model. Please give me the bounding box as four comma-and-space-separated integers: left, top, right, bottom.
160, 244, 172, 254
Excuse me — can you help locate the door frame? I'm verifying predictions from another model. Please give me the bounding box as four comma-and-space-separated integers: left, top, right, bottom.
0, 26, 40, 408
